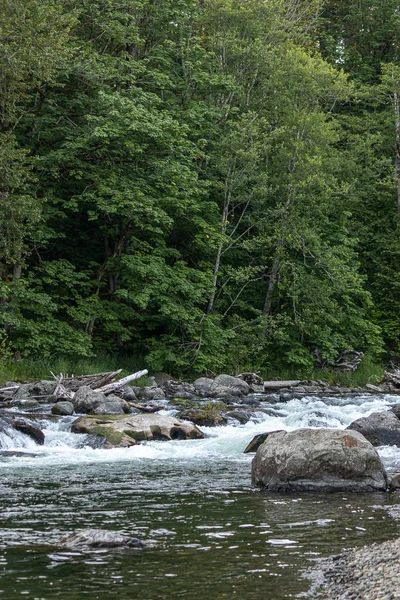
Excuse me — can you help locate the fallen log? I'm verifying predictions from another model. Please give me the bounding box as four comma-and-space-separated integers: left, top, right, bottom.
96, 370, 148, 395
128, 402, 160, 413
58, 370, 122, 392
263, 380, 301, 390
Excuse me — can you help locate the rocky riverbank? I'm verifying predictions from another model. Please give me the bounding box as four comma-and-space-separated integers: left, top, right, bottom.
313, 537, 400, 599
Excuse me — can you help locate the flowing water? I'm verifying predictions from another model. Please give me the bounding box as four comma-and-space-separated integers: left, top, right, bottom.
1, 394, 400, 599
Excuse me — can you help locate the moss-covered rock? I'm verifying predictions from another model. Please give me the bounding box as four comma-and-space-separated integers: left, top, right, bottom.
71, 414, 204, 448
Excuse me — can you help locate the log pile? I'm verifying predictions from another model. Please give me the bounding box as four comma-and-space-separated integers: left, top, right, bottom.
314, 350, 364, 372
380, 370, 400, 392
0, 369, 148, 403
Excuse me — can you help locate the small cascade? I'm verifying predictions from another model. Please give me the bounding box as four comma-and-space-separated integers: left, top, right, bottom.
0, 418, 39, 450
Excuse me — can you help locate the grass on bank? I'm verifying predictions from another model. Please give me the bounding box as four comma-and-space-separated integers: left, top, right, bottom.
0, 353, 387, 388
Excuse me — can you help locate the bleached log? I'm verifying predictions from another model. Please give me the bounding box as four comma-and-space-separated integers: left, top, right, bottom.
96, 370, 148, 395
263, 380, 301, 390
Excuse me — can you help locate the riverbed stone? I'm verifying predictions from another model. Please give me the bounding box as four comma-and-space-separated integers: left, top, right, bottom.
177, 408, 227, 427
59, 529, 146, 550
252, 428, 388, 492
347, 410, 400, 447
71, 413, 205, 447
210, 375, 250, 398
73, 386, 129, 415
11, 419, 45, 445
162, 380, 196, 398
244, 431, 283, 453
193, 377, 214, 397
51, 401, 74, 416
135, 386, 166, 401
13, 380, 55, 400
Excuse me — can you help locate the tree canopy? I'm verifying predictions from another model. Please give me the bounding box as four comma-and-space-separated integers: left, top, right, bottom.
0, 0, 399, 375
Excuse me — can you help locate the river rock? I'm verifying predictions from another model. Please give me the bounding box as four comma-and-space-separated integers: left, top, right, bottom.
390, 404, 400, 419
389, 473, 400, 490
51, 401, 74, 416
210, 375, 250, 398
135, 386, 165, 401
193, 377, 214, 397
73, 386, 129, 415
225, 410, 253, 424
251, 428, 388, 492
122, 386, 137, 402
13, 380, 55, 400
59, 529, 146, 550
11, 419, 45, 445
71, 413, 205, 447
244, 431, 283, 453
347, 410, 400, 446
177, 408, 227, 427
162, 380, 196, 397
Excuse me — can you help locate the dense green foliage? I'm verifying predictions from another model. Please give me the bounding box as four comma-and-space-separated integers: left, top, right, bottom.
0, 0, 399, 376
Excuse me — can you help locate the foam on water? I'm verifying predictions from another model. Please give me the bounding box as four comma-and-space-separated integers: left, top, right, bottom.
1, 393, 400, 470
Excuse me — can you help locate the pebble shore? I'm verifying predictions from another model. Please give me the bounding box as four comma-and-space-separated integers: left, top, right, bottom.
314, 537, 400, 599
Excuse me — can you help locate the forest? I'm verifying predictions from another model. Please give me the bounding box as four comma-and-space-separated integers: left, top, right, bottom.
1, 0, 400, 377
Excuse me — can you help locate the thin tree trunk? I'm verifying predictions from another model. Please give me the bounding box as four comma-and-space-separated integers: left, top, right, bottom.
394, 91, 400, 214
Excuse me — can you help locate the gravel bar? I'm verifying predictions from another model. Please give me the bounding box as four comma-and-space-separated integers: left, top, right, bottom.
313, 538, 400, 599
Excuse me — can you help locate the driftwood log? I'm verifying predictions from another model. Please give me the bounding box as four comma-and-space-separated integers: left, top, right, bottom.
314, 350, 364, 372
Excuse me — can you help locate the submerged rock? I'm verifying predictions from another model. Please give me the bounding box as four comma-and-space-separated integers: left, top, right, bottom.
59, 529, 146, 550
11, 419, 45, 445
252, 428, 388, 492
71, 413, 204, 447
347, 410, 400, 447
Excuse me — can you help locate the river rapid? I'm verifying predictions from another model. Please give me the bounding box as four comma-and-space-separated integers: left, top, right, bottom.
1, 393, 400, 599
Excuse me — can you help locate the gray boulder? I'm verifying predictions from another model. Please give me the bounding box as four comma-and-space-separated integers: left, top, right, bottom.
193, 377, 214, 397
210, 374, 250, 398
347, 411, 400, 447
162, 380, 196, 398
73, 386, 129, 415
135, 386, 165, 401
13, 380, 55, 400
52, 401, 74, 416
252, 428, 388, 492
71, 413, 204, 447
59, 529, 145, 550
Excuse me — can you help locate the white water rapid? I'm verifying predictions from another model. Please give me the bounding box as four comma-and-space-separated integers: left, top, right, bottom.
1, 393, 400, 472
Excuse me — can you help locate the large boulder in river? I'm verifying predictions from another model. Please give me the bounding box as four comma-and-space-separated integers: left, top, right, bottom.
73, 386, 129, 415
347, 411, 400, 447
71, 413, 204, 447
252, 429, 388, 492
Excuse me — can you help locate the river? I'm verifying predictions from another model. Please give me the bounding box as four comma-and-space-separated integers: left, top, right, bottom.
1, 393, 400, 599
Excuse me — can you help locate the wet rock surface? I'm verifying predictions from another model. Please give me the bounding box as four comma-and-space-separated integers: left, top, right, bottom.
314, 537, 400, 599
252, 429, 388, 492
71, 413, 205, 447
347, 411, 400, 447
73, 386, 129, 415
59, 529, 146, 550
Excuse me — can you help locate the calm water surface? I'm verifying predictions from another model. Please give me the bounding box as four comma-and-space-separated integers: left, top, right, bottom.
1, 394, 400, 599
